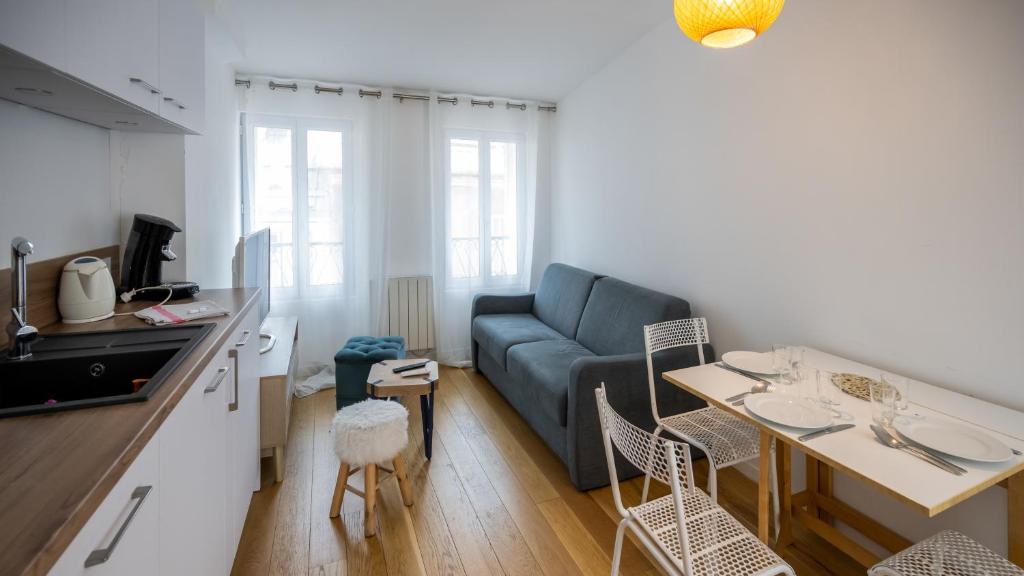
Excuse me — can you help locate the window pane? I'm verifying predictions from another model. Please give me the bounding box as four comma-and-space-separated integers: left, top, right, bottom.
450, 138, 479, 278
490, 141, 518, 277
253, 126, 294, 288
306, 129, 344, 286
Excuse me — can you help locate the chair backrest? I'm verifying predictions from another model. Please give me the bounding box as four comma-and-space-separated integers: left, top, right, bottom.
643, 318, 710, 421
595, 384, 696, 574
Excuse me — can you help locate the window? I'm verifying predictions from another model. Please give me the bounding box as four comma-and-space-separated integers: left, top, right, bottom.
445, 131, 524, 283
247, 115, 351, 297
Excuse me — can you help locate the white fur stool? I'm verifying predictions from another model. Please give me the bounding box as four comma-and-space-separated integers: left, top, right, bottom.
329, 399, 414, 537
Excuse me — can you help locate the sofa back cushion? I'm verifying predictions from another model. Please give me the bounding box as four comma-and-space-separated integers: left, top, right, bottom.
532, 263, 600, 338
576, 277, 691, 356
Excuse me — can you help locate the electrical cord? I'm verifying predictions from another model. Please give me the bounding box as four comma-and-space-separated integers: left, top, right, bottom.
114, 285, 175, 316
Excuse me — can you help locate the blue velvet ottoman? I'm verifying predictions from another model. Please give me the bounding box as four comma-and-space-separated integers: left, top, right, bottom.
334, 336, 406, 409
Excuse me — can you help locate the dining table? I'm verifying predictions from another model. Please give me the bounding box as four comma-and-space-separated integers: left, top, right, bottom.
662, 347, 1024, 569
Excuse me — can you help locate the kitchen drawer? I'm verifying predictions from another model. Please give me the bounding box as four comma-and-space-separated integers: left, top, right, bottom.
48, 434, 160, 576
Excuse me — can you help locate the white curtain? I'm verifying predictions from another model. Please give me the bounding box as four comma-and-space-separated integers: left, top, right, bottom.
428, 95, 551, 366
239, 82, 392, 381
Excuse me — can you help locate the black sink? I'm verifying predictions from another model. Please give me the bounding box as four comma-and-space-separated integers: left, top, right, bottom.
0, 323, 214, 418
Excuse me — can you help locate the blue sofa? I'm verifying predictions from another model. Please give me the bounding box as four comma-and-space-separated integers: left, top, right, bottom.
471, 263, 712, 490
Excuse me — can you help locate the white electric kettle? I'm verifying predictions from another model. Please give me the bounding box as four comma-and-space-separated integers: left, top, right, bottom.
58, 256, 116, 323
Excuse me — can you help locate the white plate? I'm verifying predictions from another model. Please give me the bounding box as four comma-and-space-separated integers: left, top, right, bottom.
744, 394, 833, 429
722, 351, 779, 376
894, 417, 1013, 463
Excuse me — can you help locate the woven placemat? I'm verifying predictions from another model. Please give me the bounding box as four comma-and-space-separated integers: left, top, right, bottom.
831, 372, 885, 402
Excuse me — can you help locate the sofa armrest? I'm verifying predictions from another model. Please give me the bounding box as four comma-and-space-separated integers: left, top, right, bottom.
565, 344, 713, 490
470, 293, 535, 370
471, 293, 535, 318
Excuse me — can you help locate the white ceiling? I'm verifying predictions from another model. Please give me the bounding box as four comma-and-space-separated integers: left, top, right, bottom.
218, 0, 671, 102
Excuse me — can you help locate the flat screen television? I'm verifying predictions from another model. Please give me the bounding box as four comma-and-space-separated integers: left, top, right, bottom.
233, 228, 274, 352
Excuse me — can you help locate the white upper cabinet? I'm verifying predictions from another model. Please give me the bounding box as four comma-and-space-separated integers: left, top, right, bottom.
0, 0, 66, 68
66, 0, 161, 114
0, 0, 204, 134
157, 0, 205, 133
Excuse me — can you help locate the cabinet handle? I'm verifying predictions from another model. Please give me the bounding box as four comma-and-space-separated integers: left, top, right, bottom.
162, 96, 187, 110
83, 485, 153, 568
228, 349, 239, 412
205, 366, 230, 394
129, 77, 161, 95
235, 329, 253, 347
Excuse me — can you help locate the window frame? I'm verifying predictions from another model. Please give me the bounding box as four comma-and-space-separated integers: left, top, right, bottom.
443, 128, 527, 287
244, 113, 354, 300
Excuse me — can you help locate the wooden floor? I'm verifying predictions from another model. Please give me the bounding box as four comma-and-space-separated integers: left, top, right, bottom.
231, 366, 864, 576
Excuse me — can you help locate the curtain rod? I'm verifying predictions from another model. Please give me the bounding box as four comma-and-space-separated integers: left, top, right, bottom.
235, 77, 556, 112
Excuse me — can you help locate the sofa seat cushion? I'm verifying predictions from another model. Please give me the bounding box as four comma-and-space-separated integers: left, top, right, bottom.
472, 314, 565, 370
507, 339, 595, 427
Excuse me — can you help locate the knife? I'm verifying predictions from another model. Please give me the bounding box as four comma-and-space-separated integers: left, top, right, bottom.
715, 363, 774, 386
725, 391, 750, 403
798, 424, 855, 442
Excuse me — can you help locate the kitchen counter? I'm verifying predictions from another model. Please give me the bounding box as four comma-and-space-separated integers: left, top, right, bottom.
0, 288, 259, 576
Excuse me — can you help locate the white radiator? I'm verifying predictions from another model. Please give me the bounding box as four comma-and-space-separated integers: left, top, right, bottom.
387, 276, 434, 350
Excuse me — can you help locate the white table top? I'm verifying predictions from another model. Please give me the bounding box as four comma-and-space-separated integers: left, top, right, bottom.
663, 348, 1024, 516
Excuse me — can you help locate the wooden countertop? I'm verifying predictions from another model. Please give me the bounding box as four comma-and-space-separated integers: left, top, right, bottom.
0, 288, 259, 576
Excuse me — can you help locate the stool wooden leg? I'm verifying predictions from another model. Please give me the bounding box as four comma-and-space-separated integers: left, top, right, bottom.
394, 455, 413, 507
364, 464, 378, 537
330, 463, 350, 518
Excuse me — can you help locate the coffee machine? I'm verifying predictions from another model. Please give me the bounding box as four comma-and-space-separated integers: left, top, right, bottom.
120, 214, 199, 300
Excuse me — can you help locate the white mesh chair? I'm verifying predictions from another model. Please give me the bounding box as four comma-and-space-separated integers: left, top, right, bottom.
596, 384, 795, 576
642, 318, 777, 523
869, 531, 1024, 576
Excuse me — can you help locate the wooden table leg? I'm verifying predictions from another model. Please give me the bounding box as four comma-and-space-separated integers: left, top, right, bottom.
806, 454, 820, 518
1010, 470, 1023, 568
758, 431, 771, 544
818, 459, 834, 524
775, 441, 793, 550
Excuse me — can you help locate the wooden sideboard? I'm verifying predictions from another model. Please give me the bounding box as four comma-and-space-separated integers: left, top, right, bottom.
258, 316, 298, 483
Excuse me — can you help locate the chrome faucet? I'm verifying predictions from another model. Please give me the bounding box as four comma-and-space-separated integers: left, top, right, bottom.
7, 237, 38, 360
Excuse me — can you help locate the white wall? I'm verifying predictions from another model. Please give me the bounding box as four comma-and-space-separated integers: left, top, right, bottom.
110, 132, 188, 281
0, 100, 117, 268
186, 15, 242, 289
553, 0, 1023, 553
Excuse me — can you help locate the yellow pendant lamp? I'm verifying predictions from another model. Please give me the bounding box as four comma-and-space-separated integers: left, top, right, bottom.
674, 0, 785, 49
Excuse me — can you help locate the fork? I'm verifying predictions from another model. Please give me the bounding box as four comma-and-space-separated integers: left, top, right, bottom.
870, 424, 967, 475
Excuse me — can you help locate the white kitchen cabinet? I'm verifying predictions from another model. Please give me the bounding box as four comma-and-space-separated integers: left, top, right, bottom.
157, 0, 205, 132
48, 433, 160, 576
200, 359, 231, 575
0, 0, 66, 69
158, 356, 230, 576
65, 0, 160, 114
226, 309, 261, 555
49, 305, 262, 575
